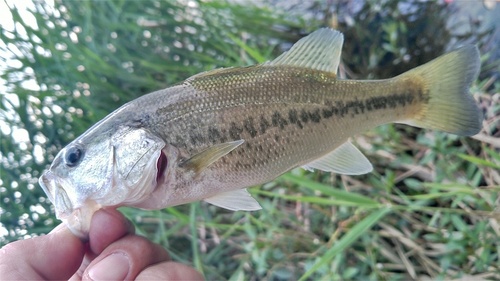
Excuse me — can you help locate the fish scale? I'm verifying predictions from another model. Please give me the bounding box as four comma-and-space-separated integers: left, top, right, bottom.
123, 66, 431, 210
39, 28, 481, 239
142, 66, 417, 167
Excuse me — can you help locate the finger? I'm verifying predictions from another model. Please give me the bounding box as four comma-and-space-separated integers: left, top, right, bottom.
136, 261, 205, 281
84, 234, 170, 280
69, 208, 135, 280
0, 224, 85, 280
88, 208, 135, 255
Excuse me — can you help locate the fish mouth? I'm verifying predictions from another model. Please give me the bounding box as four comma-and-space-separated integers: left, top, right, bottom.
39, 171, 74, 219
39, 171, 95, 240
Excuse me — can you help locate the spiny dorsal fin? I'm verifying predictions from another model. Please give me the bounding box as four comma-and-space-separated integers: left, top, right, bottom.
302, 141, 373, 175
180, 140, 244, 174
186, 67, 236, 81
268, 28, 344, 74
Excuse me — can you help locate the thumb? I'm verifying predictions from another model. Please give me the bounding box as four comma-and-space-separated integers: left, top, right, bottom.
0, 224, 85, 280
136, 261, 205, 281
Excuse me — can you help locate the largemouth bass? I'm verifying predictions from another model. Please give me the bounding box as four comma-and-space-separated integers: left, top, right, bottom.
39, 28, 482, 239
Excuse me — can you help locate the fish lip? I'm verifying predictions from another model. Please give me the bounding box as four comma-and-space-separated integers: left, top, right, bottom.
38, 171, 53, 201
39, 171, 92, 239
39, 171, 73, 218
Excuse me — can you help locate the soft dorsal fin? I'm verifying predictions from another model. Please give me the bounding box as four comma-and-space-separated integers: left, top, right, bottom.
204, 189, 262, 211
268, 28, 344, 74
302, 141, 373, 175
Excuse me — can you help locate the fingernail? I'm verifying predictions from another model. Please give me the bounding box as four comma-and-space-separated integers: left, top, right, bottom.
88, 252, 130, 280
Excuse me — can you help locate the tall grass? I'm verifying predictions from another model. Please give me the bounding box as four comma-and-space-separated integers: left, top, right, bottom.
1, 0, 499, 279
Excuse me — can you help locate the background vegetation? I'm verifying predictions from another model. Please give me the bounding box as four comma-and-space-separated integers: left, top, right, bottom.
1, 0, 499, 279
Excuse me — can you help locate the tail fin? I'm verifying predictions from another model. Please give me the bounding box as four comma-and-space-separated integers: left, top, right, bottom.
400, 46, 482, 136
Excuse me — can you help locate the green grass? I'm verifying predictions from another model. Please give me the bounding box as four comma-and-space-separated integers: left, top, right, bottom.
2, 1, 499, 279
123, 35, 500, 281
118, 81, 500, 279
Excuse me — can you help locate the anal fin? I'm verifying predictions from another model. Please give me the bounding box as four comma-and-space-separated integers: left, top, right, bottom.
302, 142, 373, 175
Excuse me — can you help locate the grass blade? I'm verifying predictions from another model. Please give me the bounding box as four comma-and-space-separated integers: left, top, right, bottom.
254, 189, 382, 207
226, 33, 268, 63
457, 153, 500, 169
299, 207, 391, 280
280, 173, 379, 206
189, 203, 204, 275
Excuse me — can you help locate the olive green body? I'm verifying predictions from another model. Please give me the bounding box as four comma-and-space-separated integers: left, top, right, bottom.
116, 65, 425, 208
38, 28, 481, 239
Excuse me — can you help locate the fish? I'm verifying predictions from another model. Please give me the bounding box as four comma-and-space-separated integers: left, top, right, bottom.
39, 28, 482, 239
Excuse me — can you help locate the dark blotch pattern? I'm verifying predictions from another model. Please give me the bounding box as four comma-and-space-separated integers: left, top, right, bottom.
187, 90, 427, 145
208, 126, 225, 143
288, 109, 303, 129
189, 132, 205, 145
229, 122, 243, 140
272, 111, 288, 129
259, 115, 271, 134
244, 117, 258, 138
309, 108, 321, 123
300, 110, 309, 123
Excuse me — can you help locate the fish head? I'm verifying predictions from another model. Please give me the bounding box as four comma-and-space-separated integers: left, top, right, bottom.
39, 125, 168, 239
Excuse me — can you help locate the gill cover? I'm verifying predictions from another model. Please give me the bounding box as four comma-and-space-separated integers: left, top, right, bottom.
105, 126, 166, 205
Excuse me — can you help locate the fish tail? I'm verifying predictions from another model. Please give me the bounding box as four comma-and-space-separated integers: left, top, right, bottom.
399, 46, 482, 136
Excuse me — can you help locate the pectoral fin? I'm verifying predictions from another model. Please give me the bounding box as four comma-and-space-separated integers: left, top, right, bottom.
204, 189, 262, 211
181, 140, 244, 174
302, 142, 373, 175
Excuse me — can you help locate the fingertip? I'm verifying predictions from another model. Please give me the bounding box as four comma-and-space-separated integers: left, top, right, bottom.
44, 227, 87, 278
84, 234, 171, 280
88, 208, 134, 254
136, 262, 205, 281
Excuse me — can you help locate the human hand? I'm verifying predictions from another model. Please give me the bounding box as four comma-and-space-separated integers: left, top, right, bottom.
0, 209, 204, 280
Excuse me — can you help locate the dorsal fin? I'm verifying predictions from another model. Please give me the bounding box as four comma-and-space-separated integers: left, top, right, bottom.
186, 67, 237, 81
268, 28, 344, 74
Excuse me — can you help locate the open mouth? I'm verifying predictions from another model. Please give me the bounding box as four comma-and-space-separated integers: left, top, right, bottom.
39, 171, 101, 240
39, 171, 74, 220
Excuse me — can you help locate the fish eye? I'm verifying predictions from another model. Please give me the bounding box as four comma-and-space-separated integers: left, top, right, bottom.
64, 145, 84, 167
